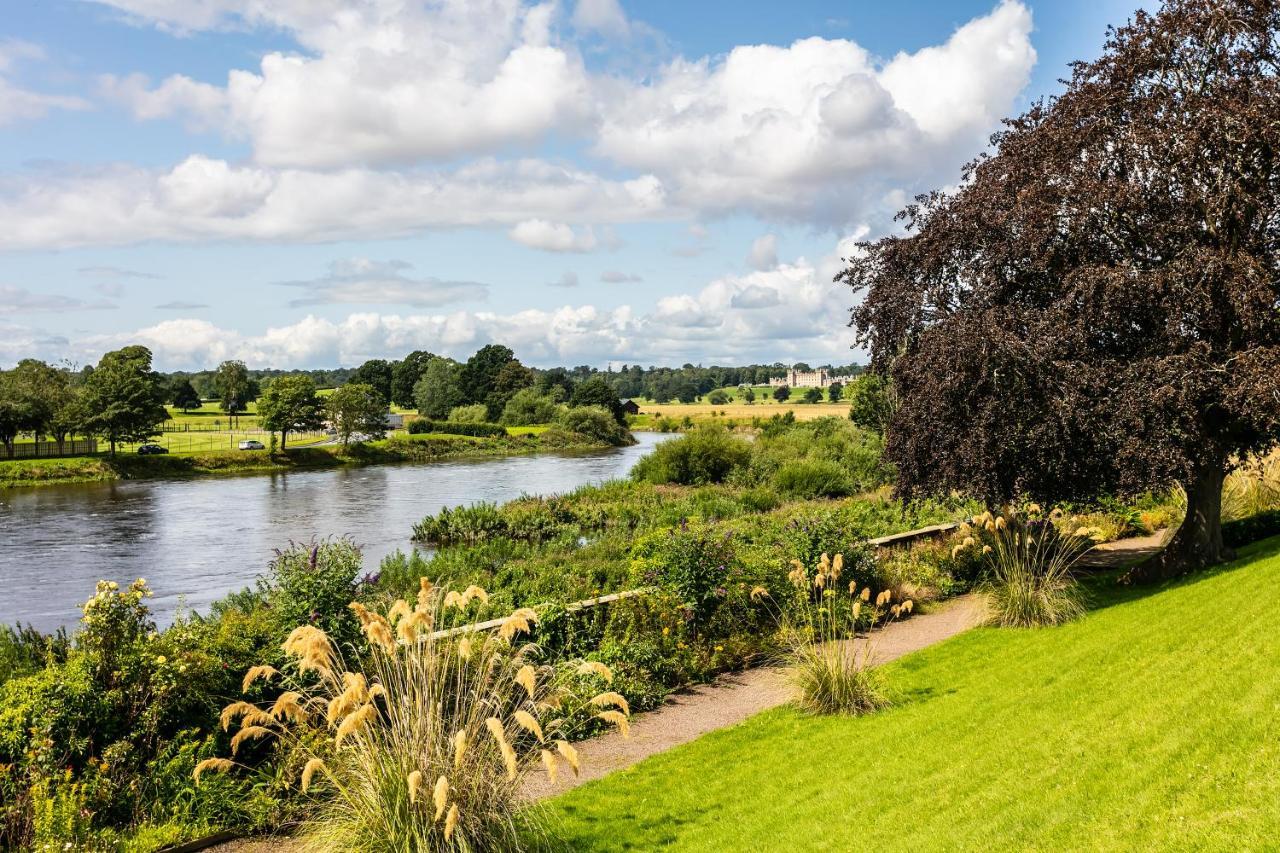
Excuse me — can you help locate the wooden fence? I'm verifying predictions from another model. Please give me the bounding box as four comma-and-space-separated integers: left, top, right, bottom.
8, 439, 98, 459
420, 521, 963, 642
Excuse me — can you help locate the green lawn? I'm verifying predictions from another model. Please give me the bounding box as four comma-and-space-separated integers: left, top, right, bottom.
545, 537, 1280, 851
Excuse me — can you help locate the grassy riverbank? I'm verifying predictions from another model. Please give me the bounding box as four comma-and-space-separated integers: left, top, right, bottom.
0, 429, 621, 489
546, 537, 1280, 851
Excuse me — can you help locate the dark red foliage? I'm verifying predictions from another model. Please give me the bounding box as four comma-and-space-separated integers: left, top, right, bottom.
840, 0, 1280, 579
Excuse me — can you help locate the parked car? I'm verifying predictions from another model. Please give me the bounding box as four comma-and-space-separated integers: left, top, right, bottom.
238, 439, 266, 451
136, 443, 169, 455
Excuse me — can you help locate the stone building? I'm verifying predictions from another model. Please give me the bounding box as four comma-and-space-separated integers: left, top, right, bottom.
768, 367, 831, 388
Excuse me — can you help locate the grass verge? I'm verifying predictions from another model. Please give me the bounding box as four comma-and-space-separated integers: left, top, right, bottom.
0, 431, 613, 489
543, 536, 1280, 851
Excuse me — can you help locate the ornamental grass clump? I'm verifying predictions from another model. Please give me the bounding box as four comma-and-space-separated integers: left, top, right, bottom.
760, 553, 911, 716
958, 509, 1092, 628
195, 577, 629, 852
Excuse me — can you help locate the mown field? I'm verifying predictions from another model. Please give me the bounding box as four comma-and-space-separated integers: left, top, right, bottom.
546, 537, 1280, 851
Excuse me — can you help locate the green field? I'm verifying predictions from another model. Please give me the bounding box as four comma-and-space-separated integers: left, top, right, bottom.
546, 538, 1280, 851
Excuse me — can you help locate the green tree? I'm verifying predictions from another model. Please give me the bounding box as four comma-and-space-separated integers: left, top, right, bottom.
827, 382, 844, 403
500, 388, 561, 425
536, 367, 574, 402
0, 370, 28, 458
169, 379, 201, 412
326, 382, 387, 446
571, 376, 625, 424
708, 390, 729, 406
485, 360, 534, 421
840, 0, 1280, 579
214, 360, 255, 428
80, 346, 169, 455
772, 386, 791, 403
743, 387, 756, 404
845, 375, 892, 434
458, 344, 515, 404
413, 357, 463, 420
351, 359, 394, 404
257, 375, 325, 450
802, 388, 823, 404
391, 350, 436, 409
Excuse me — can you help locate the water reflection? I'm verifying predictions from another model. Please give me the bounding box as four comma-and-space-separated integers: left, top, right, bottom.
0, 433, 669, 632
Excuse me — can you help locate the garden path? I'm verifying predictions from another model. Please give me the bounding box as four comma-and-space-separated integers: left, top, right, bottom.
209, 534, 1162, 850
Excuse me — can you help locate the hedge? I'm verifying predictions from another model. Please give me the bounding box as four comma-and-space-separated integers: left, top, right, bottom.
406, 418, 509, 438
1222, 510, 1280, 549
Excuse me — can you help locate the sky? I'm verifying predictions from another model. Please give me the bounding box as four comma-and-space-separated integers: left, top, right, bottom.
0, 0, 1145, 371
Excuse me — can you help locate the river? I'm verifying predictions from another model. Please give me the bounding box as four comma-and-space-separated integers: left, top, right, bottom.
0, 432, 671, 633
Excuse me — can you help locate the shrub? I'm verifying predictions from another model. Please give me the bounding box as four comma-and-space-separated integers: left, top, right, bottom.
412, 503, 506, 546
199, 583, 629, 851
407, 419, 507, 438
707, 391, 729, 405
631, 426, 751, 485
962, 510, 1091, 628
555, 406, 632, 447
500, 388, 562, 426
1222, 510, 1280, 548
266, 540, 364, 651
448, 404, 489, 424
0, 624, 68, 686
772, 459, 854, 498
773, 554, 910, 715
801, 388, 823, 404
629, 524, 738, 630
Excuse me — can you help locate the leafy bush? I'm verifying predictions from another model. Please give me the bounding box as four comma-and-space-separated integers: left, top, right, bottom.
266, 540, 365, 651
500, 388, 562, 425
0, 624, 68, 686
412, 502, 507, 546
555, 406, 633, 447
631, 426, 751, 485
772, 459, 854, 498
1222, 510, 1280, 548
448, 404, 489, 424
629, 523, 755, 632
406, 418, 507, 438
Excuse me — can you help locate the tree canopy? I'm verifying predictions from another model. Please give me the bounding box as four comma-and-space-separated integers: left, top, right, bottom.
840, 0, 1280, 579
214, 360, 256, 426
391, 350, 435, 408
351, 359, 395, 404
80, 346, 169, 455
257, 375, 325, 450
325, 382, 387, 446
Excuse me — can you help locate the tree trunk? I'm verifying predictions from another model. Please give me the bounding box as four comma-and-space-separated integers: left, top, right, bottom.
280, 430, 287, 451
1125, 449, 1232, 583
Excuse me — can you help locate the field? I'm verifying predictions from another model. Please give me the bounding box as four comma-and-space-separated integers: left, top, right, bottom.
630, 385, 851, 426
546, 537, 1280, 850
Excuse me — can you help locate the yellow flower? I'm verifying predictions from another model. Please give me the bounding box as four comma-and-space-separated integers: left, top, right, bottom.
154, 655, 167, 665
662, 627, 670, 636
714, 645, 723, 652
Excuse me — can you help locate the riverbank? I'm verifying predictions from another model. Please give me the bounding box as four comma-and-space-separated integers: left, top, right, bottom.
0, 429, 625, 490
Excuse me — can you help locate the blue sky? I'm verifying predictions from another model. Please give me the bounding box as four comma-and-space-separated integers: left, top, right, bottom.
0, 0, 1143, 370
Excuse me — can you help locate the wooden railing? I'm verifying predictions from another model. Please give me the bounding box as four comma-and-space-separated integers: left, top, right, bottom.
421, 519, 965, 641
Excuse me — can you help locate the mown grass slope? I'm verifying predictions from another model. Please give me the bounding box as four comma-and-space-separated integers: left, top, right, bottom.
545, 537, 1280, 851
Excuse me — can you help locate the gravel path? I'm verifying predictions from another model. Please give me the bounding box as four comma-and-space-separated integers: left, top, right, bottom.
207, 535, 1162, 850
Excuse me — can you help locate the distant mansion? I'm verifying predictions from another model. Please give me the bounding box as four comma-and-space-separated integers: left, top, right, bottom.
768, 368, 832, 389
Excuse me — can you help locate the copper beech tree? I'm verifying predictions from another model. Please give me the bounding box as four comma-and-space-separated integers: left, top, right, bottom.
840, 0, 1280, 581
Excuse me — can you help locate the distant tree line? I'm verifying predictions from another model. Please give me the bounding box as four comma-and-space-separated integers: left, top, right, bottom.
1, 346, 866, 458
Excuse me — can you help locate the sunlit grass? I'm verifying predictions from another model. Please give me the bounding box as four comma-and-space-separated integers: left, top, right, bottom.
545, 537, 1280, 851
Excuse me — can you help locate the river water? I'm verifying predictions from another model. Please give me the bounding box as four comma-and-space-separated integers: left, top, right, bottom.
0, 432, 670, 633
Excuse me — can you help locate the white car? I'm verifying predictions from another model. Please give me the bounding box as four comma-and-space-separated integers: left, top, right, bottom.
238, 439, 266, 450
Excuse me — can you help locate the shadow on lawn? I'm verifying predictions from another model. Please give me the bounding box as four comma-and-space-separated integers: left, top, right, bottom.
1079, 534, 1280, 614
